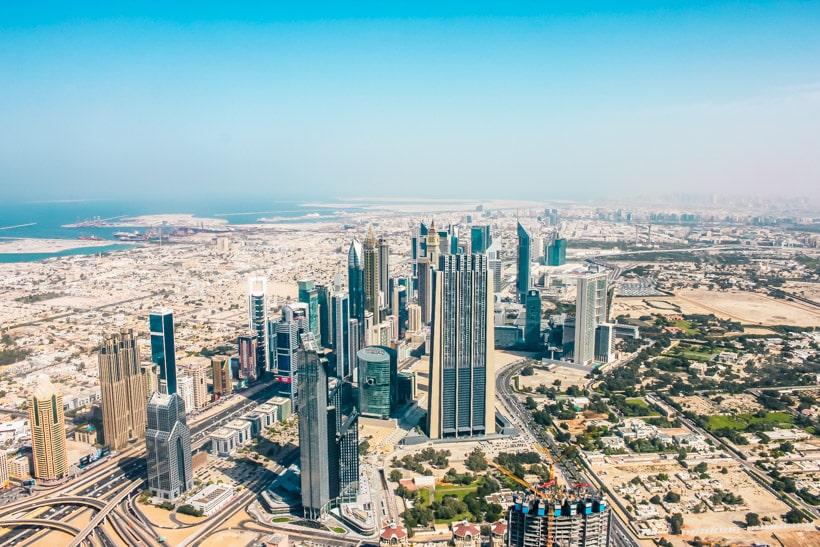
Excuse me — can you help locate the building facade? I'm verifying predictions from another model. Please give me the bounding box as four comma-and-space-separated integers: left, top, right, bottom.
98, 329, 147, 450
363, 227, 380, 318
145, 392, 193, 501
248, 276, 270, 376
507, 492, 610, 547
150, 308, 177, 395
29, 377, 67, 481
212, 355, 232, 397
298, 279, 320, 338
357, 347, 392, 418
427, 253, 496, 439
525, 290, 542, 351
574, 272, 608, 365
516, 222, 532, 301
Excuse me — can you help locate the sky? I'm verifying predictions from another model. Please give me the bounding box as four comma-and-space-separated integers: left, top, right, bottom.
1, 2, 819, 203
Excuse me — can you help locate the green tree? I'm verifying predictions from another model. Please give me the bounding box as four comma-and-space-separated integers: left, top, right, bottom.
669, 513, 684, 535
465, 449, 488, 472
358, 440, 370, 456
389, 469, 403, 482
745, 512, 760, 527
785, 509, 806, 524
664, 492, 681, 503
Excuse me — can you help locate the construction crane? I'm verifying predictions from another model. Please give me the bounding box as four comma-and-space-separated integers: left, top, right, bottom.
540, 445, 579, 488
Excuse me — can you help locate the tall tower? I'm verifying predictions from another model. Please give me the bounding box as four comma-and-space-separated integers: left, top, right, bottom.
347, 239, 365, 334
298, 279, 320, 338
145, 392, 193, 501
378, 237, 390, 310
363, 227, 380, 318
574, 272, 608, 365
357, 347, 392, 418
507, 492, 610, 547
524, 290, 542, 351
417, 220, 441, 325
99, 330, 147, 450
273, 306, 301, 405
331, 278, 352, 379
237, 332, 258, 381
212, 355, 232, 397
29, 376, 66, 481
149, 308, 177, 395
516, 222, 532, 302
427, 254, 495, 439
470, 225, 492, 254
248, 277, 269, 375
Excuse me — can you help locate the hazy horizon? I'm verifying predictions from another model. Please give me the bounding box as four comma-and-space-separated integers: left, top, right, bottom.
1, 3, 819, 203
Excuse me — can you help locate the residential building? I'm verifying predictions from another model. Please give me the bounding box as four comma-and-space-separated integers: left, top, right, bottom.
177, 376, 195, 413
471, 225, 492, 254
363, 227, 380, 319
298, 279, 320, 338
331, 282, 352, 379
348, 238, 365, 335
574, 272, 608, 365
98, 329, 146, 450
237, 332, 258, 381
248, 276, 270, 376
212, 355, 232, 397
29, 376, 67, 481
178, 356, 210, 410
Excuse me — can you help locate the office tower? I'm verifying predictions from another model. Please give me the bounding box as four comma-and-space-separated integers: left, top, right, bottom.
507, 492, 610, 547
471, 225, 492, 254
0, 455, 8, 488
525, 290, 542, 351
594, 324, 615, 363
29, 376, 67, 480
248, 276, 270, 375
141, 364, 159, 399
145, 392, 193, 501
363, 227, 380, 319
486, 239, 502, 295
348, 319, 360, 379
574, 272, 608, 365
427, 254, 495, 439
212, 355, 232, 397
150, 308, 177, 395
331, 282, 352, 379
357, 347, 392, 418
177, 376, 195, 412
98, 330, 147, 451
237, 332, 258, 381
546, 237, 567, 266
298, 333, 359, 519
298, 279, 320, 338
273, 306, 301, 404
407, 304, 422, 332
411, 221, 430, 282
416, 258, 432, 325
378, 237, 390, 309
317, 283, 331, 348
178, 356, 209, 410
516, 222, 532, 301
347, 239, 365, 332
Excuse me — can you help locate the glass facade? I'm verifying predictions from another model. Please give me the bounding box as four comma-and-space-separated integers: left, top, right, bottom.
145, 392, 192, 501
517, 222, 531, 301
149, 309, 177, 395
357, 347, 392, 418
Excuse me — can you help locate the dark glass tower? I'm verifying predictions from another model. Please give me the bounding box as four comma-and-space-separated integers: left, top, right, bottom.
347, 239, 365, 336
331, 287, 352, 379
248, 277, 269, 374
525, 289, 542, 350
356, 347, 392, 418
273, 306, 301, 406
298, 279, 320, 338
145, 392, 193, 501
470, 225, 492, 254
547, 237, 567, 266
516, 222, 532, 302
149, 308, 177, 395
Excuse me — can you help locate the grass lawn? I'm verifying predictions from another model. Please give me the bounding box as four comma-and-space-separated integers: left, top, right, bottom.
706, 412, 793, 431
624, 398, 661, 416
672, 320, 698, 334
433, 484, 478, 504
272, 517, 291, 523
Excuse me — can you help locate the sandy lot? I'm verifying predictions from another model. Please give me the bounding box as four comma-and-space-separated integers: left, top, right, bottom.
515, 363, 589, 392
612, 287, 820, 327
0, 238, 122, 254
671, 394, 762, 416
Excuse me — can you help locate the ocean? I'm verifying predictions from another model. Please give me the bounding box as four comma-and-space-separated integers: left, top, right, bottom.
0, 198, 354, 263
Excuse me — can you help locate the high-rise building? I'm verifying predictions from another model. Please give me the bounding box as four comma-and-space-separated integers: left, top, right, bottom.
273, 306, 301, 404
150, 308, 177, 395
248, 277, 269, 375
507, 492, 610, 547
298, 279, 320, 338
0, 455, 8, 488
237, 333, 258, 381
99, 330, 147, 450
145, 392, 193, 501
363, 227, 380, 318
427, 254, 496, 439
487, 239, 502, 295
525, 290, 542, 351
141, 364, 159, 399
378, 237, 390, 309
212, 355, 232, 397
546, 237, 567, 266
357, 347, 392, 418
574, 272, 608, 365
29, 376, 67, 481
407, 303, 422, 333
331, 283, 352, 379
317, 283, 331, 348
298, 333, 359, 519
471, 225, 492, 254
177, 376, 195, 412
178, 356, 210, 410
517, 222, 532, 302
347, 239, 365, 335
594, 323, 615, 363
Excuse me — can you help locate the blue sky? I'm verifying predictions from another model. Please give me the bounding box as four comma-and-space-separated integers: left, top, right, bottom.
1, 2, 819, 202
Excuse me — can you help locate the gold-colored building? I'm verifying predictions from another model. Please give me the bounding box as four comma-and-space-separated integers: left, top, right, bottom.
99, 330, 147, 450
212, 355, 232, 397
29, 376, 67, 480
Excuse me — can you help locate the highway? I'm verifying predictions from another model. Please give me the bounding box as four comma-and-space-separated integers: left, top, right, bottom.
494, 359, 642, 547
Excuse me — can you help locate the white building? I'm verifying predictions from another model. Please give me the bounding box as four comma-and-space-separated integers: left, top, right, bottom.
189, 484, 235, 516
177, 376, 196, 413
210, 428, 238, 456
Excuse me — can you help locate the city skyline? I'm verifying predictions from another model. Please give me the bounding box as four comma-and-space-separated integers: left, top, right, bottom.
1, 3, 819, 202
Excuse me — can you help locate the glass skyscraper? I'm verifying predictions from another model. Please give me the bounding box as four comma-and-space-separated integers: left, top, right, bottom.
145, 392, 193, 501
331, 288, 352, 379
150, 308, 177, 395
525, 289, 542, 350
574, 272, 609, 365
516, 222, 532, 302
273, 306, 301, 406
427, 253, 496, 439
298, 278, 320, 338
470, 225, 492, 254
347, 238, 365, 336
547, 237, 567, 266
357, 347, 392, 418
248, 277, 269, 375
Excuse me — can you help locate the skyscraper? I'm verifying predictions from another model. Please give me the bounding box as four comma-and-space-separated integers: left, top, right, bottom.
317, 283, 331, 348
248, 277, 270, 375
546, 237, 567, 266
273, 306, 301, 404
99, 330, 146, 450
574, 272, 609, 365
331, 282, 352, 379
427, 254, 496, 439
347, 239, 365, 334
363, 227, 380, 318
416, 221, 441, 326
507, 492, 610, 547
378, 237, 390, 310
486, 239, 503, 295
298, 279, 320, 338
471, 225, 492, 254
237, 332, 258, 381
516, 222, 532, 302
150, 308, 177, 395
178, 356, 209, 410
212, 355, 232, 397
145, 392, 193, 501
29, 376, 66, 481
525, 290, 542, 351
357, 347, 392, 418
298, 333, 359, 519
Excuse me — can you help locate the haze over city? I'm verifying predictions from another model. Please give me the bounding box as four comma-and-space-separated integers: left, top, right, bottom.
1, 2, 819, 202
